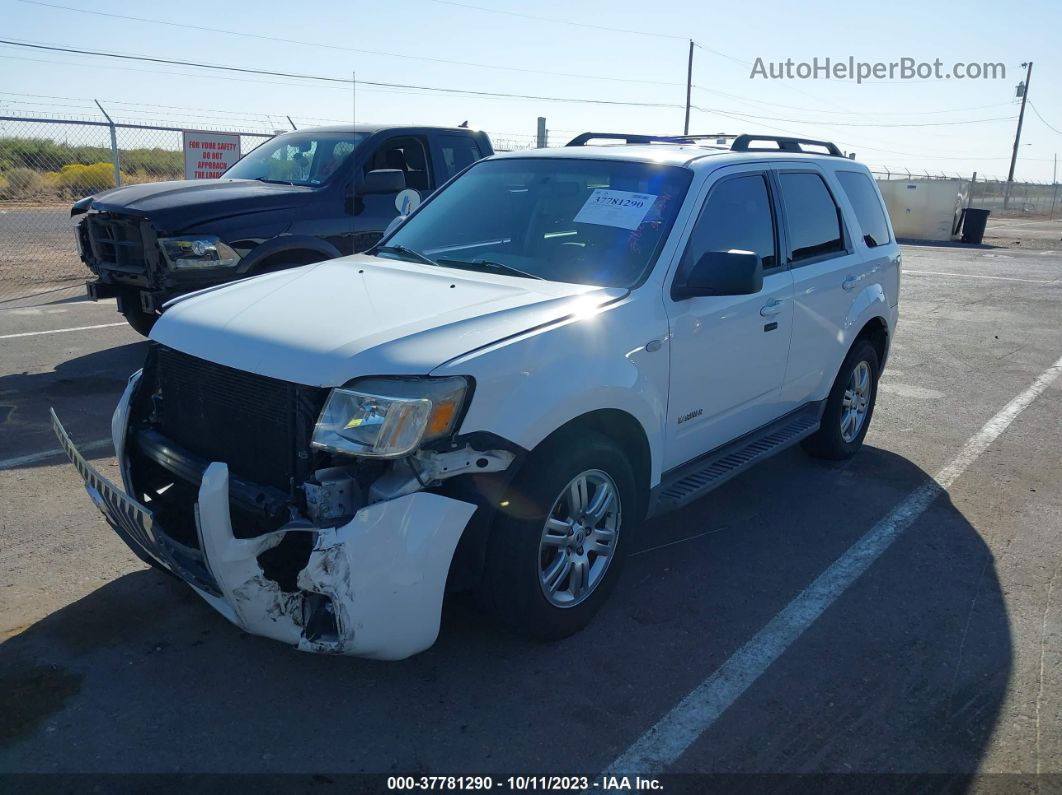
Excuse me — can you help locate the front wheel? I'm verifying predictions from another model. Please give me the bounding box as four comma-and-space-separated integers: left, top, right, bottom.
119, 304, 157, 337
477, 432, 635, 640
802, 339, 880, 460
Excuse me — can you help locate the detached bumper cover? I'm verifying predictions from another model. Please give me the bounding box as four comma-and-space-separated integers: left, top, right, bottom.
52, 406, 477, 660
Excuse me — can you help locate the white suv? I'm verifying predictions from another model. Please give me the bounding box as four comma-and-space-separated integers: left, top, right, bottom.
55, 133, 900, 660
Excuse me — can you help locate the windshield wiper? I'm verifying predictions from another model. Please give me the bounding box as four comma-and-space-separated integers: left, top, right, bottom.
375, 244, 440, 268
437, 257, 544, 280
252, 177, 295, 186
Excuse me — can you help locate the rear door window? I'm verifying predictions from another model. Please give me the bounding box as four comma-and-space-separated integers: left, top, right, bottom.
364, 136, 433, 192
777, 172, 847, 263
836, 170, 891, 248
438, 135, 482, 182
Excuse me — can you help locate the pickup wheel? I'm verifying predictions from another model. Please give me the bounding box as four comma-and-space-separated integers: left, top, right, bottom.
119, 304, 157, 337
802, 339, 880, 460
477, 432, 635, 641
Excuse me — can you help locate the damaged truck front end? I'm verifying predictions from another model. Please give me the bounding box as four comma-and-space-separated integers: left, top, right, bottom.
53, 345, 516, 660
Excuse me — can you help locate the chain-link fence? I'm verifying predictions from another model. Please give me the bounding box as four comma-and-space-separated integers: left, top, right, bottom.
0, 116, 273, 303
2, 114, 1059, 303
0, 115, 546, 304
871, 167, 1061, 217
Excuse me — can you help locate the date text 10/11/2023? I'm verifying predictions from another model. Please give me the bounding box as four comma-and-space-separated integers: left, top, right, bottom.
386, 775, 664, 791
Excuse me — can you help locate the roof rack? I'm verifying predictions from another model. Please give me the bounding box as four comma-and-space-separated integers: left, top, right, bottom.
566, 132, 688, 146
730, 134, 844, 157
566, 132, 735, 147
565, 131, 845, 157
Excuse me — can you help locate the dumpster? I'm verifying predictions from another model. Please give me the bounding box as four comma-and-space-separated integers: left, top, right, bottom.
961, 208, 991, 244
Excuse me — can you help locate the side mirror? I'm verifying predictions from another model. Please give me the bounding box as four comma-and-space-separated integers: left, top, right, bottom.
359, 168, 406, 195
673, 250, 763, 299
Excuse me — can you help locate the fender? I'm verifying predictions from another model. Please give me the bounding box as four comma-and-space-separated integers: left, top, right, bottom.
809, 282, 892, 399
843, 281, 887, 336
433, 297, 668, 486
237, 234, 341, 274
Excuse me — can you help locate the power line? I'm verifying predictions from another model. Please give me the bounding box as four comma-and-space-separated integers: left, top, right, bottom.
1029, 101, 1062, 135
692, 86, 1014, 117
17, 0, 684, 87
0, 39, 685, 108
698, 106, 1055, 162
424, 0, 687, 40
693, 104, 1016, 128
0, 51, 626, 109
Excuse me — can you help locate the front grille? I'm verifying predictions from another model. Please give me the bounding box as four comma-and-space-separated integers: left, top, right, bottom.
150, 345, 329, 491
85, 213, 147, 271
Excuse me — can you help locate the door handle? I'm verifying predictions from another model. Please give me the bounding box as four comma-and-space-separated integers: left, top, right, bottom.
842, 275, 859, 291
759, 299, 785, 317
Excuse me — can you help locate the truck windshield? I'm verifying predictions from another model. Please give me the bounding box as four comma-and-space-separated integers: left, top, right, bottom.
224, 131, 368, 186
381, 158, 692, 288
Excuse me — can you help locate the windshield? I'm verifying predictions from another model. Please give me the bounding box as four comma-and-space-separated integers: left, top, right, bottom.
381, 158, 692, 288
224, 131, 369, 186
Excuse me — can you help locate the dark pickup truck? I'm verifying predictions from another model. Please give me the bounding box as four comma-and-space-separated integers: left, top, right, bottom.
72, 124, 493, 334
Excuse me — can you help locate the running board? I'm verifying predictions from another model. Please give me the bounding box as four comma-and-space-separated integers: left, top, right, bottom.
650, 402, 823, 515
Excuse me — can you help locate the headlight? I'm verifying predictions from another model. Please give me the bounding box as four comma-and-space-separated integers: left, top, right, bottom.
158, 235, 240, 269
312, 376, 470, 458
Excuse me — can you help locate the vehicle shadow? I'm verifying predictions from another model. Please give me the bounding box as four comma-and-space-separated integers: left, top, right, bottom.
0, 341, 147, 468
0, 445, 1012, 778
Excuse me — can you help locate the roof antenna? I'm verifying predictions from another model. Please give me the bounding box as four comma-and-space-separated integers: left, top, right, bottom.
356, 71, 361, 252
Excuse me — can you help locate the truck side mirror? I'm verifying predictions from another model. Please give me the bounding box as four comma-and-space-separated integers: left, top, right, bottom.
358, 169, 406, 195
673, 250, 763, 299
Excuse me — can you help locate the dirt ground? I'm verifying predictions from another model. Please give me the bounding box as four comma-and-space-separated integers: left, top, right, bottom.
0, 206, 83, 303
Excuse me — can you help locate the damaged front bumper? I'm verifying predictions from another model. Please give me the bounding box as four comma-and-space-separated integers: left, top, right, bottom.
52, 395, 477, 660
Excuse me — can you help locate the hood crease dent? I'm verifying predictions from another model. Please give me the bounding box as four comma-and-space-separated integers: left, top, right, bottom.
151, 255, 624, 386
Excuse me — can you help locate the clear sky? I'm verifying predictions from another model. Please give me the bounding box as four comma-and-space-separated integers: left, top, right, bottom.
1, 0, 1060, 182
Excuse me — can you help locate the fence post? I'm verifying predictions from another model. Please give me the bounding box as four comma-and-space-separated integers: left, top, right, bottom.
536, 117, 547, 148
968, 172, 977, 208
94, 99, 121, 187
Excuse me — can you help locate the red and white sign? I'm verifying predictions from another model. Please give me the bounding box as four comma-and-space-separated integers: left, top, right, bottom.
183, 131, 241, 179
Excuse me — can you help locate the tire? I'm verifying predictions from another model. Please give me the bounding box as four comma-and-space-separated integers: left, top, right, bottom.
802, 339, 880, 460
476, 432, 636, 641
120, 305, 157, 337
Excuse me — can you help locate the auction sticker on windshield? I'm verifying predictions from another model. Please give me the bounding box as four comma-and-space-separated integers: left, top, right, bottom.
574, 189, 657, 230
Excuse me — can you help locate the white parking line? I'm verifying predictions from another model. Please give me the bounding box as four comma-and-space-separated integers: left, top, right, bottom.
903, 269, 1056, 284
0, 322, 127, 340
604, 353, 1062, 775
0, 438, 111, 470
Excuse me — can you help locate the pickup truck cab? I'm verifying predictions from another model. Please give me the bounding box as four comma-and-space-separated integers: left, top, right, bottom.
55, 133, 900, 660
71, 124, 493, 334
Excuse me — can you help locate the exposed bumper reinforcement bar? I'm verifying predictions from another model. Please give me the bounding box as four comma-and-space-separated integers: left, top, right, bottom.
52, 407, 477, 660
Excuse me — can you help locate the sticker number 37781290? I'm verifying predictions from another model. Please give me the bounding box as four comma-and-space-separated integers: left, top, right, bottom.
573, 189, 658, 231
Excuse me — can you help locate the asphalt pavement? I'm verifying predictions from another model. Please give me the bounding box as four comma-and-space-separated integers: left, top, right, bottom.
0, 241, 1060, 786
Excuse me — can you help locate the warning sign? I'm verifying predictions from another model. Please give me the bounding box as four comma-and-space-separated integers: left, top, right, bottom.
183, 131, 241, 179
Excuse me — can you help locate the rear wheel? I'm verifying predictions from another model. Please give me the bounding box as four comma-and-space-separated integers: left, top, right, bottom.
477, 432, 635, 640
802, 339, 880, 460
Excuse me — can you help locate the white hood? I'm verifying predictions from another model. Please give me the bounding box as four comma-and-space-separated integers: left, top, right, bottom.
151, 254, 624, 386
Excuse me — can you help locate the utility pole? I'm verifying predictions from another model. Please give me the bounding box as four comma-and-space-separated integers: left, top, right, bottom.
683, 39, 694, 135
1005, 61, 1032, 209
1051, 152, 1058, 219
95, 99, 120, 188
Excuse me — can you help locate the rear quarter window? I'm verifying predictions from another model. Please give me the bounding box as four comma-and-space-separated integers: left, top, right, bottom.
836, 170, 892, 248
